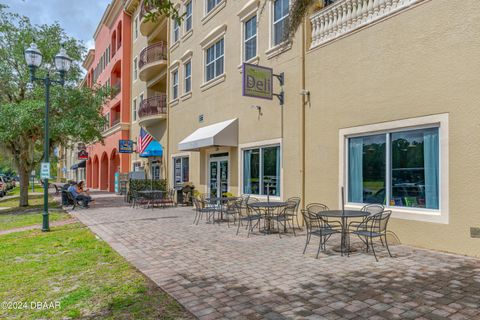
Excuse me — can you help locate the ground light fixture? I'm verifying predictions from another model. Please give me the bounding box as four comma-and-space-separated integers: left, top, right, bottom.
25, 42, 72, 232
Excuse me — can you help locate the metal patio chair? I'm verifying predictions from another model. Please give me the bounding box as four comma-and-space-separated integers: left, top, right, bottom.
301, 207, 341, 258
351, 210, 393, 261
236, 202, 263, 237
192, 197, 214, 225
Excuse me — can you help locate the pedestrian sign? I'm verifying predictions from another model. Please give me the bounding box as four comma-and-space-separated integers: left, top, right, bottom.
40, 162, 50, 179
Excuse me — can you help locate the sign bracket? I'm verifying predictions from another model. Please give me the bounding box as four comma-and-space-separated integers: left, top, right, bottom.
273, 72, 284, 86
273, 91, 284, 105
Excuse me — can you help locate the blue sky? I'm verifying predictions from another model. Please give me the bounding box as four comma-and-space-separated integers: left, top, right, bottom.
2, 0, 111, 49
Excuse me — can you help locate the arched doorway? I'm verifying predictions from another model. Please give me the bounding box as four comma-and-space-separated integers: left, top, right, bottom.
92, 155, 99, 189
86, 158, 92, 188
100, 152, 109, 191
109, 149, 120, 192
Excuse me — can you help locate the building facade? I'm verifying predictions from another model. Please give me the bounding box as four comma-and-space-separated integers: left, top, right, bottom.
164, 0, 479, 257
124, 0, 169, 180
84, 0, 132, 192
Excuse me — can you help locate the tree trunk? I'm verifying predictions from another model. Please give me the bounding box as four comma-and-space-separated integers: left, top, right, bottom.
18, 163, 30, 207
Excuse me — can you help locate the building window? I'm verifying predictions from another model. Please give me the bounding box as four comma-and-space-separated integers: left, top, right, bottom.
184, 61, 191, 93
174, 156, 189, 188
205, 38, 224, 82
185, 1, 193, 32
173, 19, 180, 43
132, 98, 137, 121
133, 57, 138, 80
243, 145, 280, 196
272, 0, 289, 46
244, 15, 257, 61
172, 69, 179, 99
104, 112, 110, 131
139, 93, 144, 105
134, 16, 139, 39
206, 0, 220, 13
133, 162, 142, 172
347, 127, 439, 210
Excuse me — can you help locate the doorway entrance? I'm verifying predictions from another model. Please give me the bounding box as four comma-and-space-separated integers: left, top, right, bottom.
208, 153, 229, 198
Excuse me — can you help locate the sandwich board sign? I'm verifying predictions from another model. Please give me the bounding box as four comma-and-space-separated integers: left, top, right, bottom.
242, 63, 273, 100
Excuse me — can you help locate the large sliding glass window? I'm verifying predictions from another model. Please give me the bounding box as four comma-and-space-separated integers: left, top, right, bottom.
243, 145, 280, 196
348, 127, 439, 209
174, 157, 189, 188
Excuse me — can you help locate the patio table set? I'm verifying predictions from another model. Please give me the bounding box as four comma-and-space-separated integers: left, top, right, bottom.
193, 187, 394, 262
131, 189, 176, 209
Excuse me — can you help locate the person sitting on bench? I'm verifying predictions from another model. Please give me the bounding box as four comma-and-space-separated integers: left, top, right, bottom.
67, 182, 92, 208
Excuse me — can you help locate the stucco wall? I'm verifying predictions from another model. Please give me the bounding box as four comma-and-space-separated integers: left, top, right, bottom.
305, 0, 480, 256
168, 0, 304, 199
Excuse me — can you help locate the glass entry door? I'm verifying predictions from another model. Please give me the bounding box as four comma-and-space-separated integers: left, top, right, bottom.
209, 154, 229, 198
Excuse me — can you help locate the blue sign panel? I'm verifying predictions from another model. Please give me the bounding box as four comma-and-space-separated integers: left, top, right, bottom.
119, 140, 134, 153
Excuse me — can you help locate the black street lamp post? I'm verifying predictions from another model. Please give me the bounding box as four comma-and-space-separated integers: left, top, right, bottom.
25, 43, 72, 232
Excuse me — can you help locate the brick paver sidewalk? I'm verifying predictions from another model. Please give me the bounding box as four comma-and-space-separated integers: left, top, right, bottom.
73, 204, 480, 320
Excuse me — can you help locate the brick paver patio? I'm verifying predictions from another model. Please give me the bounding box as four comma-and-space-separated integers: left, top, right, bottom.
73, 200, 480, 319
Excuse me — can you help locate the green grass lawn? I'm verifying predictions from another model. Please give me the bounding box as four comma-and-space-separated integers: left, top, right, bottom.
0, 212, 71, 231
0, 194, 57, 209
0, 223, 191, 319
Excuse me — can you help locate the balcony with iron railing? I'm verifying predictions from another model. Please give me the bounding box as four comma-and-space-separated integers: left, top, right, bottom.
138, 94, 167, 127
139, 1, 167, 36
310, 0, 424, 50
138, 42, 168, 82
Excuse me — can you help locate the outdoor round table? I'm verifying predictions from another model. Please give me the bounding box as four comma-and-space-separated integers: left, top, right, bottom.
205, 197, 238, 222
316, 210, 369, 254
249, 202, 288, 234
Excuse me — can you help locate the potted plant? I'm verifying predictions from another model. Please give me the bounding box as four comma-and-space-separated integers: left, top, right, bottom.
181, 182, 195, 206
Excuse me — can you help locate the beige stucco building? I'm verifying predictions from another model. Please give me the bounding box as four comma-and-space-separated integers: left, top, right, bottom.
161, 0, 479, 257
124, 0, 169, 179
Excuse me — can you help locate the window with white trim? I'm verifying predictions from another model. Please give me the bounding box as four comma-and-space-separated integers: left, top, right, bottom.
243, 145, 281, 196
244, 15, 257, 61
347, 127, 440, 210
172, 69, 179, 99
185, 1, 193, 32
132, 98, 137, 121
173, 19, 180, 43
184, 61, 192, 93
174, 156, 189, 188
272, 0, 289, 46
133, 57, 138, 80
205, 38, 224, 82
134, 15, 138, 39
206, 0, 220, 13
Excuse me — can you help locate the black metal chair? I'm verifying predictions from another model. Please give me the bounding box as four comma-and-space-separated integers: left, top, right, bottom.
192, 197, 214, 225
348, 204, 385, 246
273, 201, 298, 237
236, 202, 263, 237
301, 208, 341, 258
306, 203, 342, 231
351, 210, 393, 261
287, 196, 301, 229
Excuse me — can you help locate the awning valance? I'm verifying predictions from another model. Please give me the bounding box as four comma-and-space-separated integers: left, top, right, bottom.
71, 160, 86, 170
140, 140, 163, 158
179, 119, 238, 151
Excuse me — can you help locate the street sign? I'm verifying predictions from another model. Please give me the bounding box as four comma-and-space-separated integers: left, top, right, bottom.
119, 140, 134, 153
40, 162, 50, 179
242, 63, 273, 100
78, 150, 88, 160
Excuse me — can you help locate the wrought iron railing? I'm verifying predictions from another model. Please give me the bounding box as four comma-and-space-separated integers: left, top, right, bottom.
138, 94, 167, 118
139, 42, 167, 69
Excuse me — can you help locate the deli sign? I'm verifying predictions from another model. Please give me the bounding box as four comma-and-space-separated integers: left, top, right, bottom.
242, 63, 273, 100
78, 150, 88, 160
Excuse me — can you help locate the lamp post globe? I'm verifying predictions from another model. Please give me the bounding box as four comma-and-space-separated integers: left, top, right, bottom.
24, 43, 43, 68
54, 46, 72, 75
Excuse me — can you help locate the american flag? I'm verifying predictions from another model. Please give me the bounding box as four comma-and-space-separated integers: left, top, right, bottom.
137, 128, 153, 154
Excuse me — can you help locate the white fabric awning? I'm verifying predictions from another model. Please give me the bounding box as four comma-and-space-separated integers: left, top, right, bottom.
179, 119, 238, 151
